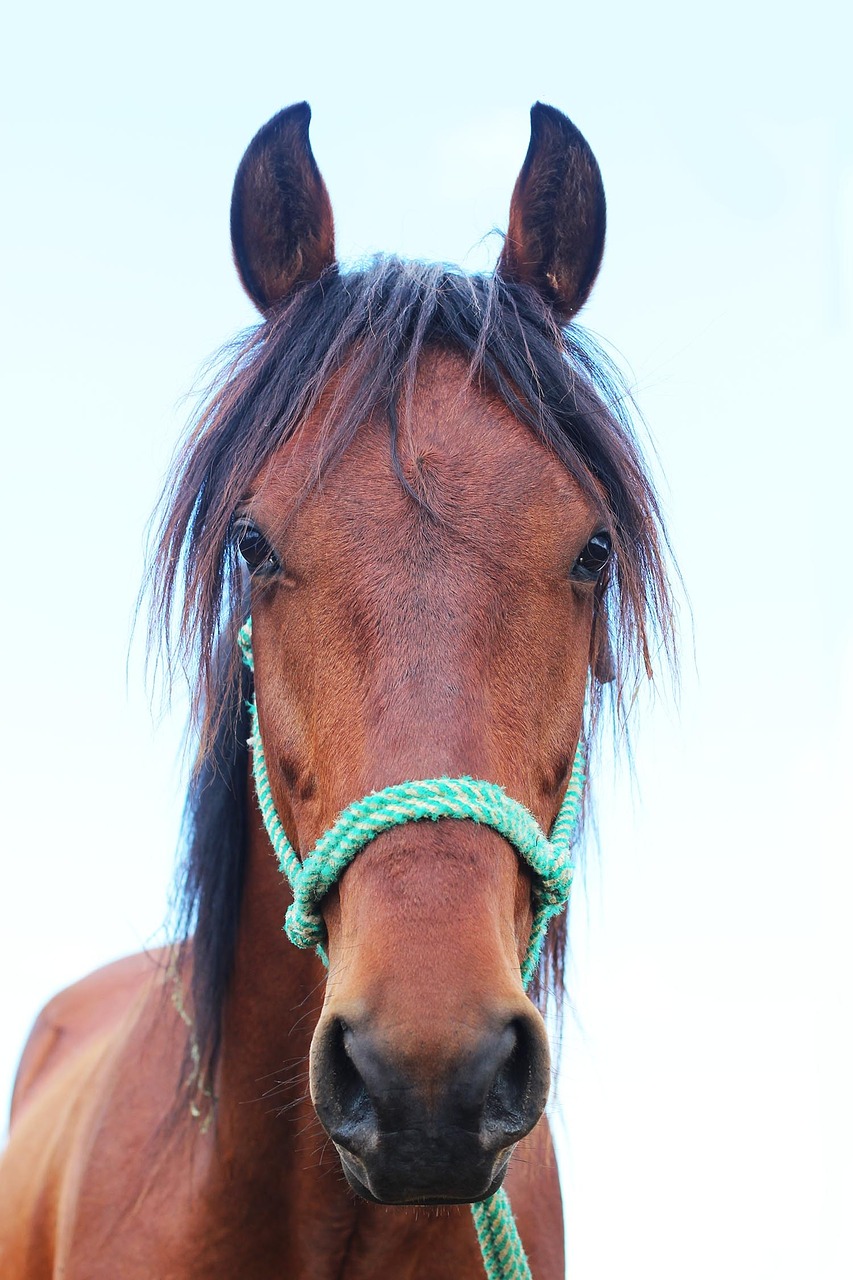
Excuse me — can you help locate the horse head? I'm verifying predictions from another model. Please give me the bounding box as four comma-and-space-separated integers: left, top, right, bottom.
228, 102, 609, 1206
157, 101, 668, 1210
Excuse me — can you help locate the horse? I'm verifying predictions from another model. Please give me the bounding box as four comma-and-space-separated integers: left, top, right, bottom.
0, 101, 673, 1278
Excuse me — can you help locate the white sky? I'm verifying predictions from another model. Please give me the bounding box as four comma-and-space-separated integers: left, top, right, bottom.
1, 2, 851, 1276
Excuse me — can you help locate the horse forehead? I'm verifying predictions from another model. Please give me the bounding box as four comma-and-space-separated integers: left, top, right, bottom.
259, 353, 587, 538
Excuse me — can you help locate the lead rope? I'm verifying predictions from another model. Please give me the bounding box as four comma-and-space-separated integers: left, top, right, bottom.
238, 617, 584, 1279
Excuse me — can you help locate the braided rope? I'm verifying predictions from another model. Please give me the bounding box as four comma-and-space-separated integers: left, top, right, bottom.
238, 615, 584, 1279
471, 1191, 532, 1280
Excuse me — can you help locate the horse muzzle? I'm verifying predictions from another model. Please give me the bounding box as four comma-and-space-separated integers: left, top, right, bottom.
310, 1009, 550, 1204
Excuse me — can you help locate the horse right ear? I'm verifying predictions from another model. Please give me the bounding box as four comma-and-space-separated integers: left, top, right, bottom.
498, 103, 606, 321
230, 102, 336, 314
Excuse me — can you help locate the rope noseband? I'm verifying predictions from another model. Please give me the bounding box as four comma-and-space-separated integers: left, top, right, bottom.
238, 616, 585, 1279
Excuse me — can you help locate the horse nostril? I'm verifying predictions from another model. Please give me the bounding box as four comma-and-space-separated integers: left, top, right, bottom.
313, 1007, 550, 1177
313, 1018, 378, 1153
480, 1016, 548, 1150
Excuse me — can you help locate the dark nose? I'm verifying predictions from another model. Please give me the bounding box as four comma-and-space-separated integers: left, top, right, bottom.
310, 1011, 550, 1204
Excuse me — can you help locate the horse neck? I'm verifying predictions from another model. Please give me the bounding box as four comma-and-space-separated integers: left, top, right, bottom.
204, 785, 483, 1278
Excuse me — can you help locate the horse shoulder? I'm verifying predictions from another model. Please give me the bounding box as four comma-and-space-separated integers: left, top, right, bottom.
0, 948, 186, 1279
10, 946, 172, 1125
0, 1030, 117, 1278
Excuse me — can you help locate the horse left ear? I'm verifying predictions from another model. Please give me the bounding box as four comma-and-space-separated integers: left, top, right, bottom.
230, 101, 336, 314
498, 103, 606, 321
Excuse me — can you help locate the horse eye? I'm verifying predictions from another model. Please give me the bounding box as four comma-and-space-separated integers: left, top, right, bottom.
235, 521, 280, 575
572, 531, 612, 581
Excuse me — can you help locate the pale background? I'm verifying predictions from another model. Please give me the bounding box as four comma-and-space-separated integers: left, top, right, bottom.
1, 2, 850, 1276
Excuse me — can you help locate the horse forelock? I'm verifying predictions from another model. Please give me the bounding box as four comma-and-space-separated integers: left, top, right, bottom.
148, 255, 676, 1092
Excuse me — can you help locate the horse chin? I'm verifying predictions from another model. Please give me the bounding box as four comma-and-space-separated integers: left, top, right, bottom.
335, 1143, 513, 1207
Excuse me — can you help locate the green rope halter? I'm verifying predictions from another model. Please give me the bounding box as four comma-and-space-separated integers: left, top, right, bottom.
238, 615, 585, 1279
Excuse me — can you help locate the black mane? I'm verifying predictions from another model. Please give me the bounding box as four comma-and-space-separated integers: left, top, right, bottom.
152, 257, 674, 1090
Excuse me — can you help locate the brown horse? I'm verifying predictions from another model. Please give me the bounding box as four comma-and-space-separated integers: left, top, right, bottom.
0, 103, 672, 1278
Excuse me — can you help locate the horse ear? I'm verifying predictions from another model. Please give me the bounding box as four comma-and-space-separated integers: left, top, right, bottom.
230, 102, 336, 313
498, 103, 606, 321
